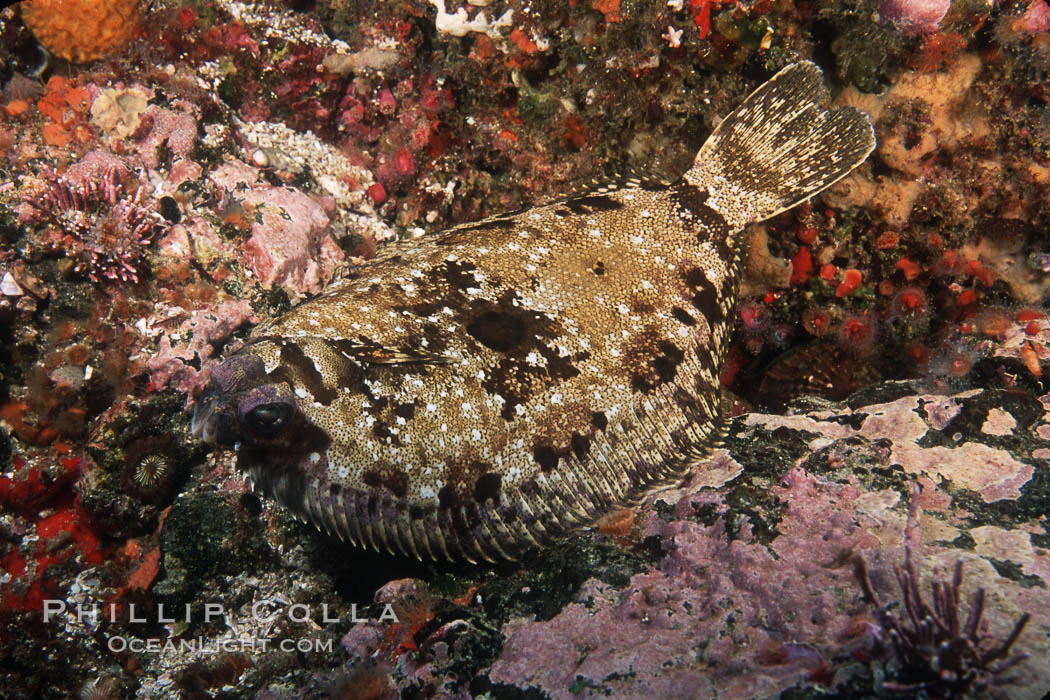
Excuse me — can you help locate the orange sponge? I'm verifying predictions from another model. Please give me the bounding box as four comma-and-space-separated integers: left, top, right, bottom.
21, 0, 139, 63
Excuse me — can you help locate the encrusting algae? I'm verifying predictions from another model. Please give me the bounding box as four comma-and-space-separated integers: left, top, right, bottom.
19, 0, 139, 63
193, 62, 876, 563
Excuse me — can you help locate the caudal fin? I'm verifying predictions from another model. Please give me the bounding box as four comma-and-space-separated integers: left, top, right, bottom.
686, 61, 875, 226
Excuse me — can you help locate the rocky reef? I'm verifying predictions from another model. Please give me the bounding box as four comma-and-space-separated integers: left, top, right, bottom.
0, 0, 1048, 697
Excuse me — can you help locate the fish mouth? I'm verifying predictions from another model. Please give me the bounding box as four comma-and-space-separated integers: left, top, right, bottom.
190, 388, 220, 444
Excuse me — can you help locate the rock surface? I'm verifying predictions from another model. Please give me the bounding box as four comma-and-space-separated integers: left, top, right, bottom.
80, 382, 1050, 699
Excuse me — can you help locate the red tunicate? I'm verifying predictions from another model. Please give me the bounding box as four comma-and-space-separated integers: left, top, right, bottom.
875, 230, 899, 249
790, 247, 812, 285
896, 256, 921, 280
836, 269, 862, 297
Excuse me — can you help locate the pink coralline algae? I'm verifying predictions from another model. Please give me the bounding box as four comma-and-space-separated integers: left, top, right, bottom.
61, 149, 129, 187
133, 104, 199, 169
1018, 0, 1050, 35
28, 165, 168, 284
879, 0, 951, 35
488, 485, 868, 698
482, 386, 1050, 699
240, 186, 345, 300
487, 464, 899, 698
147, 299, 257, 396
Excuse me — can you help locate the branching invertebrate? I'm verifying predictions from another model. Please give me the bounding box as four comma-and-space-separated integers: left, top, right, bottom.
854, 553, 1031, 696
31, 166, 168, 284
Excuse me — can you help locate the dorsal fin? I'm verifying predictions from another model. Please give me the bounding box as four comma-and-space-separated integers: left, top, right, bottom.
446, 169, 676, 235
560, 168, 676, 198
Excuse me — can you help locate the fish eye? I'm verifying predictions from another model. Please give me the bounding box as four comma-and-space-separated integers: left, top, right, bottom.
243, 402, 293, 437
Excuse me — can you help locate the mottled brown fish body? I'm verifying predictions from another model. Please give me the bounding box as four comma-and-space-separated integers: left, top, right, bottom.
192, 62, 875, 562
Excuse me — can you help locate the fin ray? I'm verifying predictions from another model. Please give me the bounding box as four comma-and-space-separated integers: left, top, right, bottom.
687, 61, 875, 226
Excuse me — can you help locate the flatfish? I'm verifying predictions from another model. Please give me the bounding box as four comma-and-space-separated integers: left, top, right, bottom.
191, 62, 876, 562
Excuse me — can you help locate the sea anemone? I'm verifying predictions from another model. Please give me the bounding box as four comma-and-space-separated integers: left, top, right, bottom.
30, 166, 168, 284
131, 454, 171, 490
891, 286, 929, 322
765, 322, 793, 350
739, 301, 772, 353
738, 301, 772, 334
904, 342, 931, 369
974, 307, 1015, 339
78, 676, 123, 700
928, 337, 983, 384
854, 553, 1031, 696
887, 285, 931, 341
121, 433, 177, 501
321, 661, 393, 700
838, 312, 878, 357
802, 307, 834, 337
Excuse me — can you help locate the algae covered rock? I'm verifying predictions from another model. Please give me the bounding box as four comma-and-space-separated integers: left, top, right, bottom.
154, 491, 269, 602
478, 381, 1050, 698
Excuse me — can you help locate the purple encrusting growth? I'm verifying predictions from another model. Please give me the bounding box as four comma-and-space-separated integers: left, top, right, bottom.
474, 388, 1050, 698
879, 0, 951, 35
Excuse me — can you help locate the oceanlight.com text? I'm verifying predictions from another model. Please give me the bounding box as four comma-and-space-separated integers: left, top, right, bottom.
105, 636, 335, 655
